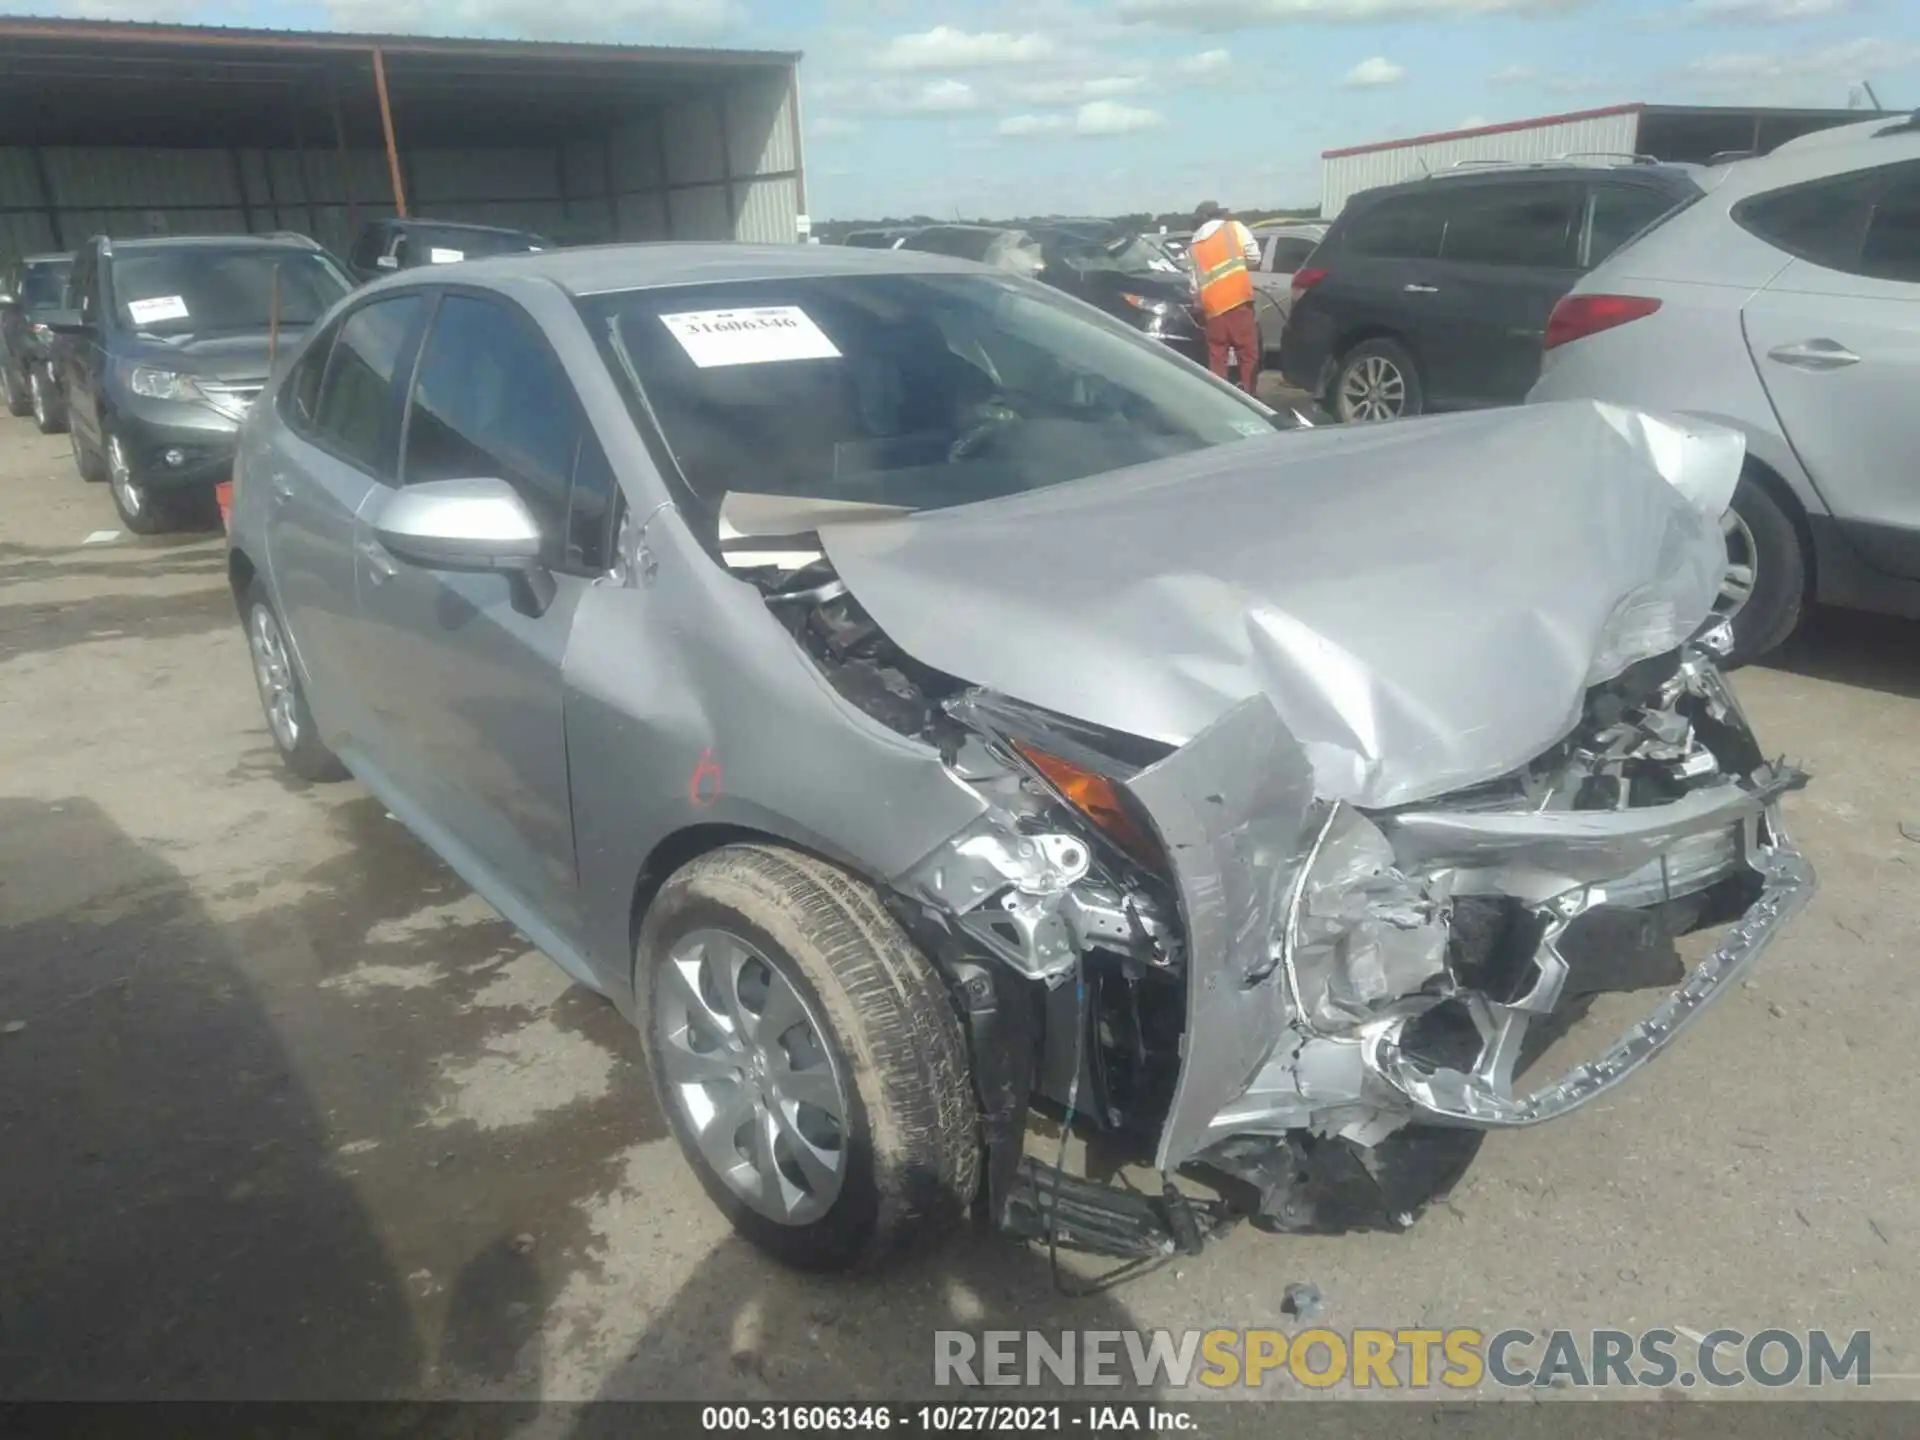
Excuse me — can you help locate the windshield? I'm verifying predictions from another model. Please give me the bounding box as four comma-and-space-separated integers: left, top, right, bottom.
110, 249, 351, 337
1044, 229, 1171, 277
585, 272, 1279, 521
20, 261, 71, 310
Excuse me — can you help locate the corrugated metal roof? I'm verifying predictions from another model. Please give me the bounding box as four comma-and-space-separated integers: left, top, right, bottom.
0, 16, 801, 64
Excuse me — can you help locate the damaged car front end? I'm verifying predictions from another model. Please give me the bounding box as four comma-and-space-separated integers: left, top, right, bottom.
737, 400, 1815, 1255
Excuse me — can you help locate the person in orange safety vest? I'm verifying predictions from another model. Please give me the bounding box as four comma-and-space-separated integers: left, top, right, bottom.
1188, 201, 1263, 395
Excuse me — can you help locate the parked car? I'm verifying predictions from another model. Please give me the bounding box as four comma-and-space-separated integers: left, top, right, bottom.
46, 232, 352, 533
1531, 115, 1920, 663
900, 219, 1208, 365
346, 218, 551, 284
841, 227, 920, 249
1281, 161, 1702, 422
0, 251, 73, 432
228, 241, 1811, 1271
1247, 222, 1328, 358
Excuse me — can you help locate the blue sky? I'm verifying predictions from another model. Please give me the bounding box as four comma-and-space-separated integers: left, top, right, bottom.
21, 0, 1920, 217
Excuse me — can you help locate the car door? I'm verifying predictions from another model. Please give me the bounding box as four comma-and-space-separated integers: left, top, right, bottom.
63, 245, 108, 448
1430, 179, 1585, 404
264, 292, 426, 747
1738, 160, 1920, 578
1329, 189, 1465, 399
352, 288, 614, 945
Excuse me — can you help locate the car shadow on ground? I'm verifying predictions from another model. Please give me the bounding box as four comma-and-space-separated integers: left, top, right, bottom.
0, 795, 421, 1398
1761, 606, 1920, 702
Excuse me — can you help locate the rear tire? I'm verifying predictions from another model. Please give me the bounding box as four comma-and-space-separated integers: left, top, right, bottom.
1721, 473, 1806, 666
242, 579, 349, 783
1331, 336, 1424, 422
638, 843, 979, 1271
30, 365, 66, 435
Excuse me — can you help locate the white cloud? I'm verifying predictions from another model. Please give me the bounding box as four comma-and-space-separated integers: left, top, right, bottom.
998, 113, 1072, 135
809, 116, 861, 139
1458, 114, 1492, 128
1683, 36, 1920, 100
873, 25, 1057, 70
1343, 55, 1407, 86
1177, 48, 1233, 75
1487, 62, 1601, 91
1075, 99, 1166, 134
809, 75, 986, 115
1676, 0, 1851, 21
1118, 0, 1586, 29
1005, 73, 1148, 104
912, 78, 983, 111
322, 0, 739, 36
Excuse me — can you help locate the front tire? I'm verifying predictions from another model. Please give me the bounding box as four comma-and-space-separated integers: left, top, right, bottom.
1331, 336, 1424, 422
1, 363, 27, 417
638, 844, 979, 1271
70, 425, 106, 484
1719, 473, 1806, 665
243, 580, 349, 782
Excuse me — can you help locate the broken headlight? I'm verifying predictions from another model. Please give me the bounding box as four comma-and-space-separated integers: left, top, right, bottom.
1284, 805, 1452, 1033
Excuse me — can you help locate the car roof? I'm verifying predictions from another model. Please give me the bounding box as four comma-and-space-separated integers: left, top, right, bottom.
103, 234, 324, 253
378, 240, 989, 297
23, 252, 71, 265
377, 217, 543, 236
1350, 162, 1699, 208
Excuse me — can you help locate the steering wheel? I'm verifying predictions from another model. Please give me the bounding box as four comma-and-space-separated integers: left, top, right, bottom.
947, 402, 1021, 462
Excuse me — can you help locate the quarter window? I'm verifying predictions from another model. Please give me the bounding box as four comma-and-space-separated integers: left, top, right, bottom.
1860, 170, 1920, 283
311, 294, 423, 476
1730, 164, 1920, 278
402, 293, 601, 568
281, 321, 338, 435
1266, 237, 1318, 273
1587, 184, 1687, 267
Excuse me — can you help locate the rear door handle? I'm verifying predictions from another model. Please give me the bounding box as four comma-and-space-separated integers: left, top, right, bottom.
1766, 338, 1860, 371
268, 469, 296, 500
1403, 283, 1439, 294
356, 536, 400, 583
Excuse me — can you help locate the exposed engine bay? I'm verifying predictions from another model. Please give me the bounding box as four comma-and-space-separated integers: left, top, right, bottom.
730, 515, 1814, 1257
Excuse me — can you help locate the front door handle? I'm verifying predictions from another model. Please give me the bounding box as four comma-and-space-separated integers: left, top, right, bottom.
268, 470, 296, 500
1767, 338, 1860, 371
1403, 283, 1439, 294
356, 537, 400, 583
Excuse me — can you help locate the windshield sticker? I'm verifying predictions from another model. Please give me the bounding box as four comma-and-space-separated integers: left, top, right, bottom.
659, 306, 842, 369
126, 295, 189, 326
428, 248, 466, 264
1232, 418, 1272, 437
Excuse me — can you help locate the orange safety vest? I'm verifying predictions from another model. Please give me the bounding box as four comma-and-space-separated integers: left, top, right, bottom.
1192, 222, 1254, 319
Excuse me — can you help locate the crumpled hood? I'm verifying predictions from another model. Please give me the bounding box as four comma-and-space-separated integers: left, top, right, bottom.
819, 400, 1743, 809
128, 327, 312, 384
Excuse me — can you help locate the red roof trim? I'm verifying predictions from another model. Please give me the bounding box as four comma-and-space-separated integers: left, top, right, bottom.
1322, 103, 1646, 160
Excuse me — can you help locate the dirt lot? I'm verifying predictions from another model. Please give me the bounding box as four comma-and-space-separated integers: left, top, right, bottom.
1, 410, 1916, 1405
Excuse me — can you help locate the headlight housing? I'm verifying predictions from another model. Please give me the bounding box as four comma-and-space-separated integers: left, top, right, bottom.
125, 365, 207, 403
1119, 292, 1170, 316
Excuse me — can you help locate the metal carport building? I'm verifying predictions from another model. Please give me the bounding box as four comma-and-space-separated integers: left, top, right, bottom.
0, 18, 807, 261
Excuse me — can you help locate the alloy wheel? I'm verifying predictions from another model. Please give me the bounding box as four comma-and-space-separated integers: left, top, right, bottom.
30, 370, 49, 427
107, 434, 143, 517
248, 604, 302, 751
655, 928, 849, 1226
1338, 355, 1407, 422
1717, 507, 1758, 620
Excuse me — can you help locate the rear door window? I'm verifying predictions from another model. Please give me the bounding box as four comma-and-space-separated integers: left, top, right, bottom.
1859, 166, 1920, 283
311, 294, 423, 476
1586, 183, 1688, 266
1343, 193, 1449, 260
280, 321, 339, 435
1441, 182, 1582, 268
1266, 237, 1318, 272
1733, 167, 1886, 273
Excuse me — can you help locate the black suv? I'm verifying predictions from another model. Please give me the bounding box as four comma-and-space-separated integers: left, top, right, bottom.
346, 218, 551, 283
1279, 162, 1702, 422
900, 220, 1207, 365
0, 252, 73, 432
48, 233, 353, 533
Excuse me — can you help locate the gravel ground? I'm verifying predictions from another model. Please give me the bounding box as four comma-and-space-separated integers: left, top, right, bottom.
0, 411, 1915, 1407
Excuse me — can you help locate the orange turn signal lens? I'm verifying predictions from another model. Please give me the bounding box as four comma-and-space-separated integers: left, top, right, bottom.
1011, 741, 1167, 871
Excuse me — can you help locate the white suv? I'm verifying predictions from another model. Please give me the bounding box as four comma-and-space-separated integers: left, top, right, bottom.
1529, 114, 1920, 662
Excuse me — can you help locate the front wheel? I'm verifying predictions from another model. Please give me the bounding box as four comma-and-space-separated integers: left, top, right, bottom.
1718, 474, 1806, 666
1, 363, 27, 417
1332, 337, 1424, 423
105, 430, 173, 535
638, 844, 980, 1271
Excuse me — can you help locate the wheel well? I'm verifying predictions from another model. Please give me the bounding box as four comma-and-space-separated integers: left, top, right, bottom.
228, 546, 257, 611
627, 822, 769, 959
1739, 453, 1817, 601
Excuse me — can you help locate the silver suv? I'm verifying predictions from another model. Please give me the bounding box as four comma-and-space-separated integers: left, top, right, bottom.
229, 244, 1811, 1270
1529, 114, 1920, 662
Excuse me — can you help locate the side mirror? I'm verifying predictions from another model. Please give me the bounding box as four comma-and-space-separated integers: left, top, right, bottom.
370, 477, 556, 616
40, 308, 89, 335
